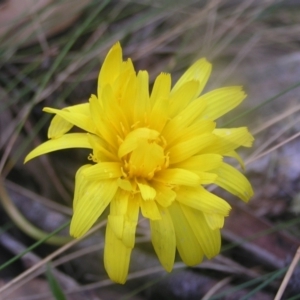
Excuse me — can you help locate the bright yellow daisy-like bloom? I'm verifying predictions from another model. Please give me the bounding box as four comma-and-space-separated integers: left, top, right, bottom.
25, 42, 254, 284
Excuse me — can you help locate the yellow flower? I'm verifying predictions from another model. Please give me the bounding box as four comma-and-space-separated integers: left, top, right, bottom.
25, 42, 254, 284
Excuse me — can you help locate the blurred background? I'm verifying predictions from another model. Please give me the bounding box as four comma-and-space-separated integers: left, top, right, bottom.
1, 0, 300, 299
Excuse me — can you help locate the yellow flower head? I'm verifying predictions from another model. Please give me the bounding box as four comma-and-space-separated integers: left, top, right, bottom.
25, 42, 254, 284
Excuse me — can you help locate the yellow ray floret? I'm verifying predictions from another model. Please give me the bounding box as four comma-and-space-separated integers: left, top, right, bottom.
25, 42, 254, 284
150, 206, 176, 272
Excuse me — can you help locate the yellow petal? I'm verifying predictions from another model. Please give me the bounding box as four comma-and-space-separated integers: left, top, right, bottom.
117, 178, 133, 192
48, 114, 73, 139
108, 190, 130, 239
168, 201, 204, 265
150, 206, 176, 272
118, 136, 137, 158
199, 86, 246, 121
173, 154, 223, 172
112, 58, 136, 102
137, 179, 156, 200
73, 164, 92, 211
169, 80, 200, 118
101, 85, 130, 137
82, 162, 122, 180
96, 119, 118, 151
119, 72, 137, 125
122, 195, 139, 248
154, 168, 201, 187
191, 171, 217, 184
225, 150, 245, 170
147, 72, 170, 132
202, 127, 254, 154
139, 195, 161, 220
87, 134, 118, 162
118, 127, 160, 158
214, 162, 254, 202
204, 213, 224, 230
98, 42, 123, 93
47, 103, 91, 139
134, 70, 150, 124
162, 96, 206, 140
149, 72, 171, 108
89, 94, 102, 127
168, 134, 216, 164
104, 221, 131, 284
122, 58, 135, 73
181, 204, 221, 258
24, 133, 91, 163
70, 179, 118, 237
129, 139, 165, 178
89, 94, 119, 150
148, 97, 169, 132
172, 58, 212, 96
176, 186, 231, 216
167, 119, 216, 147
43, 107, 95, 133
213, 127, 254, 147
151, 182, 176, 207
122, 220, 137, 249
108, 215, 124, 239
110, 189, 129, 216
172, 155, 221, 183
122, 219, 137, 248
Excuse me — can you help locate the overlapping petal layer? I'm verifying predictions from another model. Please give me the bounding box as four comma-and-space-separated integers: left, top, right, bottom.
25, 42, 254, 283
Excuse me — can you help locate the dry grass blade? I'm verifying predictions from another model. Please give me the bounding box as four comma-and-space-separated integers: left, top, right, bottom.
0, 101, 33, 174
50, 263, 185, 298
2, 0, 300, 298
0, 231, 79, 291
202, 0, 220, 54
252, 103, 300, 136
5, 180, 72, 215
201, 277, 232, 300
249, 117, 300, 160
214, 33, 260, 86
274, 246, 300, 300
130, 0, 221, 61
210, 0, 269, 59
0, 220, 106, 299
246, 131, 300, 166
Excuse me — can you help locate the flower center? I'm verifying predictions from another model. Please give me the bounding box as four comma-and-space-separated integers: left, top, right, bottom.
118, 127, 169, 180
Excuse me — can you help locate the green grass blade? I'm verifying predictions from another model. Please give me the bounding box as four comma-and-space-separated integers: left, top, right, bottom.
46, 263, 67, 300
223, 80, 300, 127
0, 221, 70, 271
209, 268, 287, 299
240, 269, 285, 300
